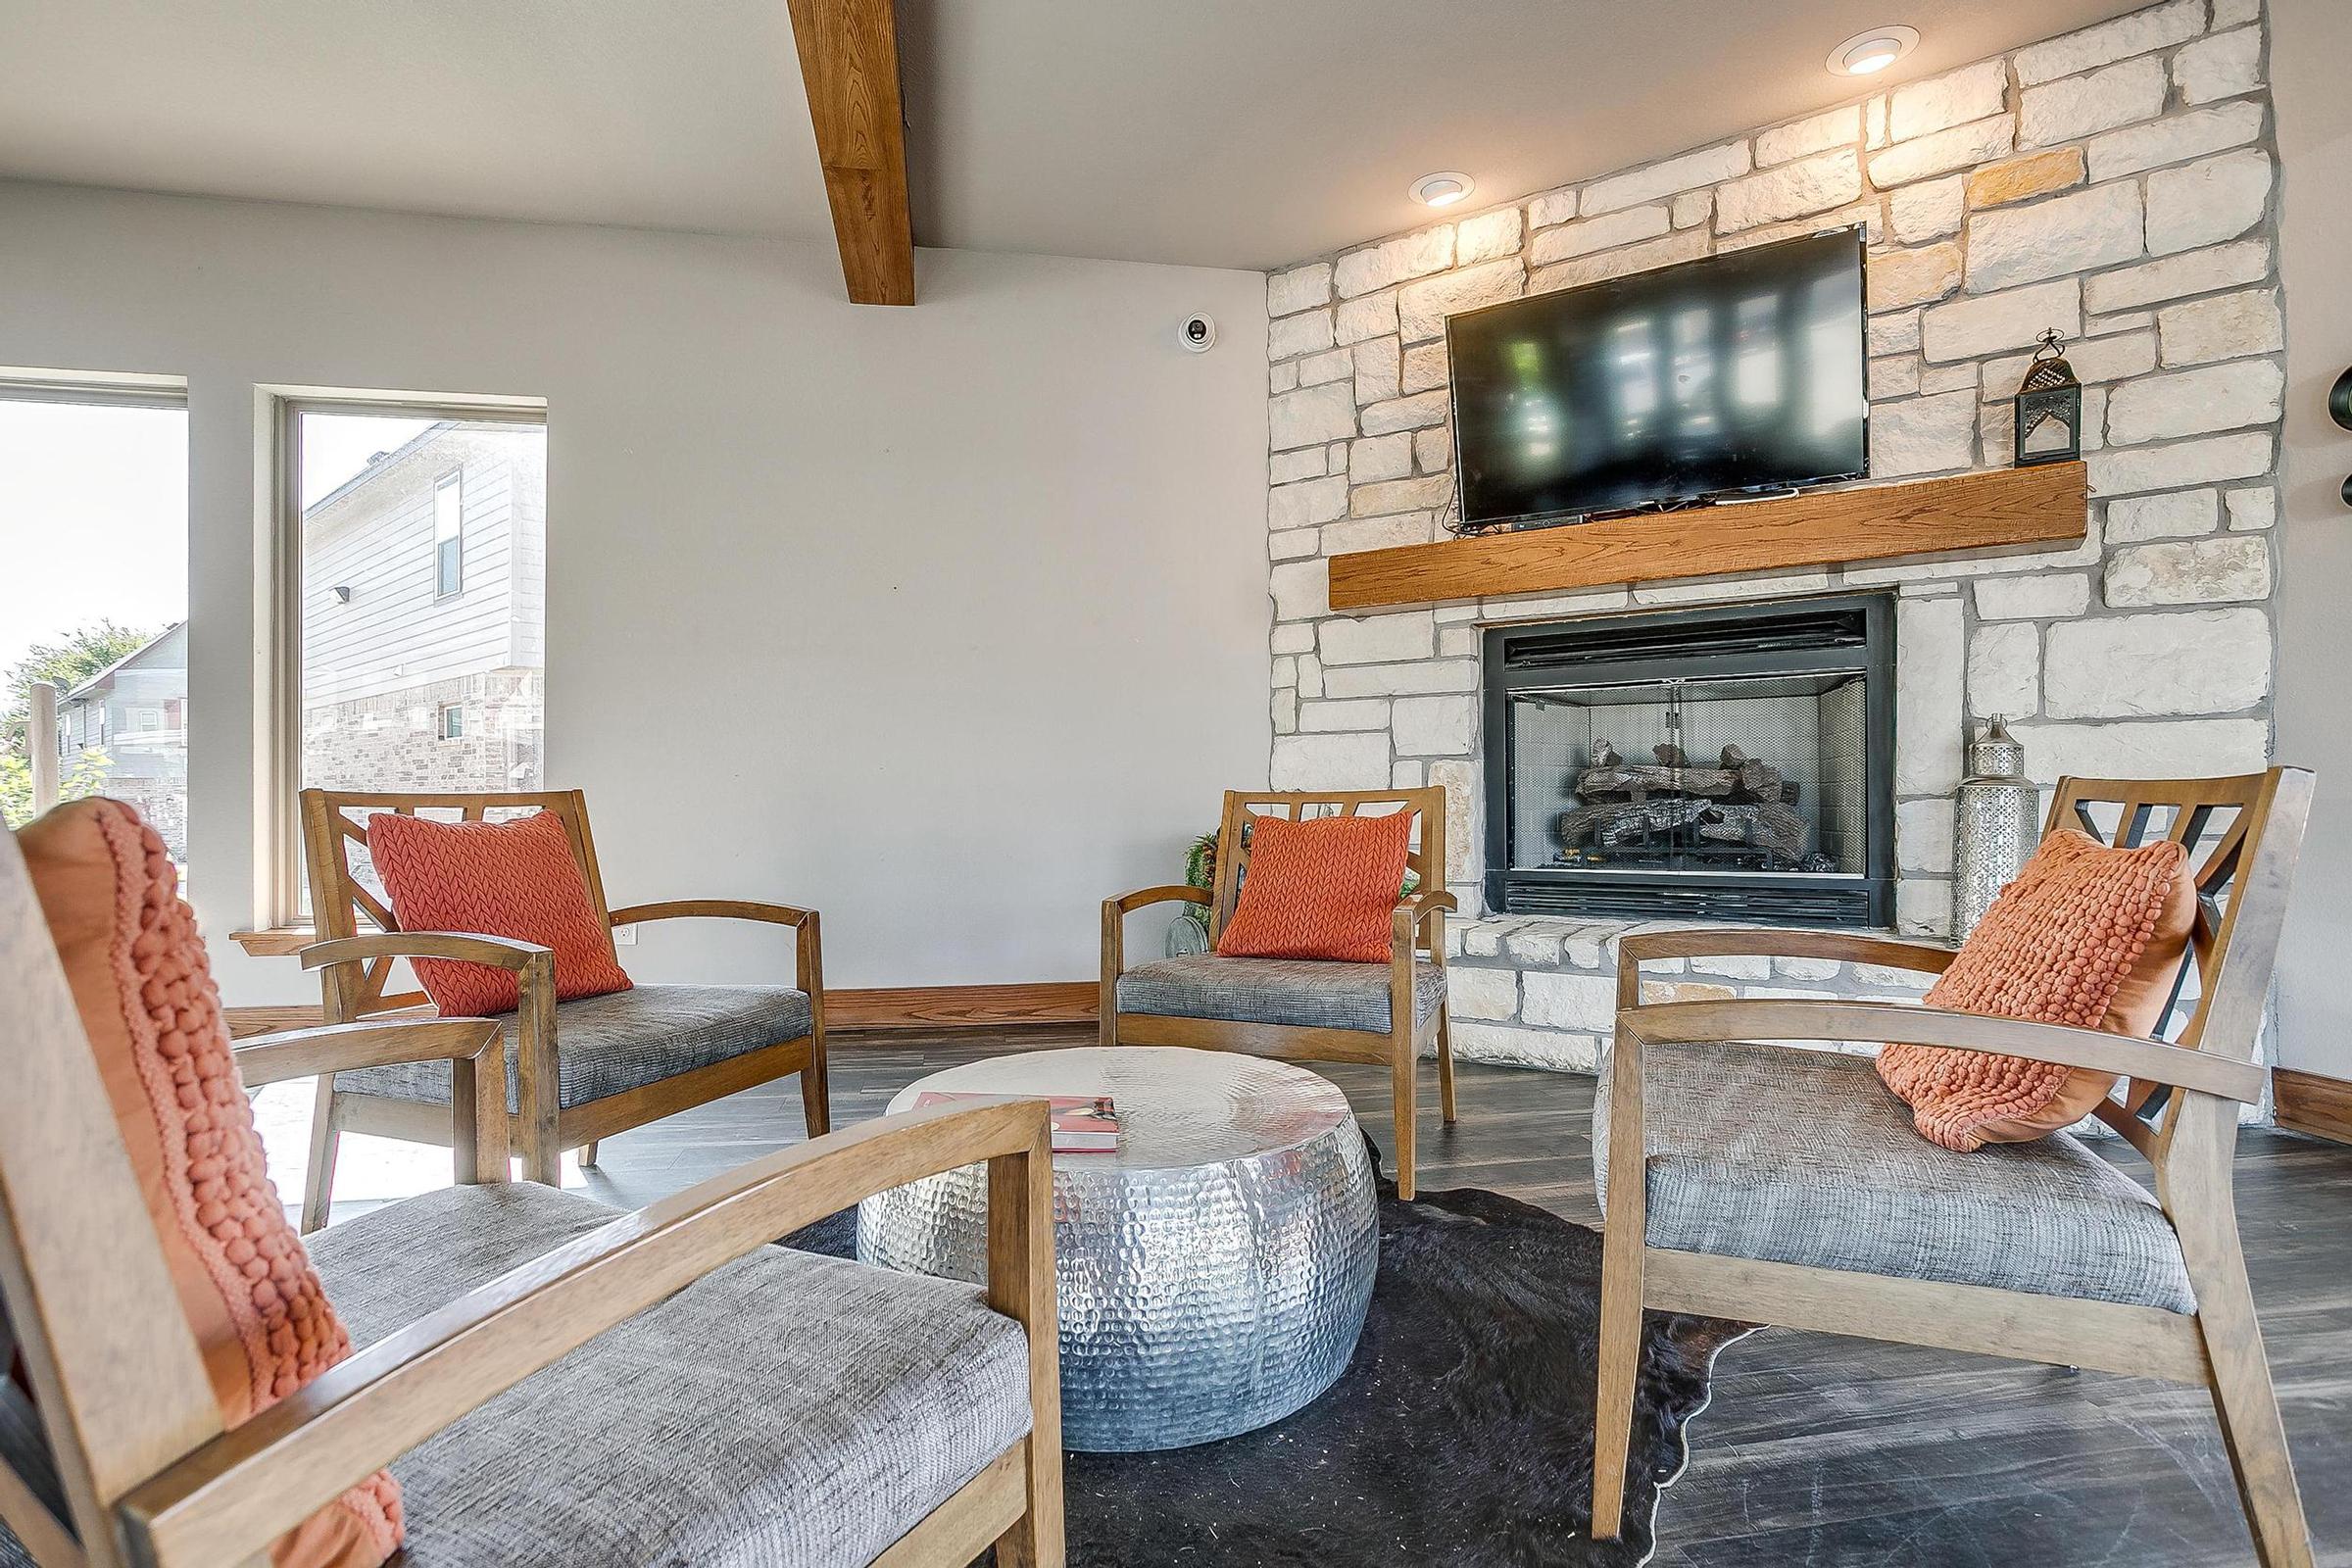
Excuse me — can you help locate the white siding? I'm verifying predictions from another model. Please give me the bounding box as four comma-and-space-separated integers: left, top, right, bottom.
301, 425, 545, 705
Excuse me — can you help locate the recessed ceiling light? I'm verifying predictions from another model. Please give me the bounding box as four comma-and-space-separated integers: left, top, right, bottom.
1410, 172, 1476, 208
1844, 40, 1901, 73
1828, 24, 1919, 76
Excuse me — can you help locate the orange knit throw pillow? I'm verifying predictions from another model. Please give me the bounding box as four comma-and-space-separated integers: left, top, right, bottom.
1215, 810, 1414, 964
365, 808, 631, 1018
19, 800, 401, 1568
1878, 828, 2195, 1152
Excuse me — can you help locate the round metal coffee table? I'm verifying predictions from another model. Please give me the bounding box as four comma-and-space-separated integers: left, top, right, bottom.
858, 1046, 1379, 1452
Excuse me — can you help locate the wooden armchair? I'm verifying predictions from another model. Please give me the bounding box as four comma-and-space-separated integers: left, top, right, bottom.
1102, 787, 1456, 1198
1591, 768, 2318, 1567
295, 788, 828, 1229
0, 825, 1063, 1568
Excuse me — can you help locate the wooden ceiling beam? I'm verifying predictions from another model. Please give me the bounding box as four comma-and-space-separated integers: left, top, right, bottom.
786, 0, 916, 305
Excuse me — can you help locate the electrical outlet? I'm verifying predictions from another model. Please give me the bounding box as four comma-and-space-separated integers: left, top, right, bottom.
612, 923, 637, 946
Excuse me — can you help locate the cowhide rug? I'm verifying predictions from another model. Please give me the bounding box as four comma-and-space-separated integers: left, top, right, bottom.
787, 1146, 1746, 1568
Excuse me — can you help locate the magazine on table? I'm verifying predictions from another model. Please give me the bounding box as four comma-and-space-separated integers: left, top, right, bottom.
911, 1091, 1122, 1152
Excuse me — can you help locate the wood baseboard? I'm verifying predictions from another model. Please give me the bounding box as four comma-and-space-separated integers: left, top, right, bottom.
828, 983, 1098, 1030
2275, 1068, 2352, 1145
223, 982, 1100, 1043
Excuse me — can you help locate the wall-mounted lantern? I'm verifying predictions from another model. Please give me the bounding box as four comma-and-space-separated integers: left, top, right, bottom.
2013, 329, 2082, 467
2331, 368, 2352, 509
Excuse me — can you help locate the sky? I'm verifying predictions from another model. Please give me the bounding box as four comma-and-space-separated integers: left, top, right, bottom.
0, 399, 438, 675
299, 412, 439, 508
0, 399, 188, 676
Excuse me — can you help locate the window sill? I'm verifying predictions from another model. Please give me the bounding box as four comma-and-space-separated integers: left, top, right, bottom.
229, 926, 317, 957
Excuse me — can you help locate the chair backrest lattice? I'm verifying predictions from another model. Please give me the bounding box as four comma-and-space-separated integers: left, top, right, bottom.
2043, 769, 2313, 1135
1206, 787, 1447, 953
299, 788, 611, 1021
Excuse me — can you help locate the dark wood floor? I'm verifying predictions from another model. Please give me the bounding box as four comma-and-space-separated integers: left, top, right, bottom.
545, 1028, 2352, 1567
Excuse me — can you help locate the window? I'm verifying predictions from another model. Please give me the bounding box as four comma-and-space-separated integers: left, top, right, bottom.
279, 399, 546, 916
433, 472, 464, 597
0, 374, 191, 884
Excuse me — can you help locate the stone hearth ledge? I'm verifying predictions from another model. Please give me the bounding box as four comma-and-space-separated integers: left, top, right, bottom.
1430, 914, 1933, 1072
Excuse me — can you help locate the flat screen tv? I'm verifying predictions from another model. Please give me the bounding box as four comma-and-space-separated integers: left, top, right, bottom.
1447, 226, 1868, 529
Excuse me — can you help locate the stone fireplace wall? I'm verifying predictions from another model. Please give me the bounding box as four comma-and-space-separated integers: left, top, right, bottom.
1258, 0, 2284, 1072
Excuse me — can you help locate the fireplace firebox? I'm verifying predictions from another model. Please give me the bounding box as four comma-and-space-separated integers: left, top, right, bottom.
1481, 594, 1895, 925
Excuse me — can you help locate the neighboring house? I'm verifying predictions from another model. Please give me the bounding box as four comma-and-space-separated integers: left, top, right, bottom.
301, 420, 545, 796
56, 620, 190, 858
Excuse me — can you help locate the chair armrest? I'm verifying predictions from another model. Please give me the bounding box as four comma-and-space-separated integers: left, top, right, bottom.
230, 1017, 504, 1089
1617, 998, 2265, 1103
1101, 887, 1214, 1004
1104, 885, 1211, 916
606, 899, 814, 929
298, 931, 554, 976
605, 901, 825, 1004
299, 931, 561, 1180
1387, 892, 1459, 1036
1618, 926, 1957, 979
1391, 890, 1458, 942
117, 1099, 1057, 1568
233, 1018, 512, 1187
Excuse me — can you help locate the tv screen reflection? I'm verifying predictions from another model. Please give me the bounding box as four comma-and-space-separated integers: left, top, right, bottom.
1447, 227, 1868, 528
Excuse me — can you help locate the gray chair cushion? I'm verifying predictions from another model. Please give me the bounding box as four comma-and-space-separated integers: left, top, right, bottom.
335, 984, 812, 1111
1593, 1038, 2196, 1315
307, 1182, 1030, 1567
1117, 954, 1446, 1034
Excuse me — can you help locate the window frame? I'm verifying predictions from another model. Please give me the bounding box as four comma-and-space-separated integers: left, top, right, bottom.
0, 367, 190, 850
435, 702, 465, 742
268, 393, 546, 926
0, 369, 186, 412
432, 468, 465, 599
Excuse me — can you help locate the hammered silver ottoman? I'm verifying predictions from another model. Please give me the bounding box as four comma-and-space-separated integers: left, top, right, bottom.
858, 1045, 1380, 1452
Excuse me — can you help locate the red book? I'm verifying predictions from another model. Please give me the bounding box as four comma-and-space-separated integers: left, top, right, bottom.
911, 1091, 1122, 1152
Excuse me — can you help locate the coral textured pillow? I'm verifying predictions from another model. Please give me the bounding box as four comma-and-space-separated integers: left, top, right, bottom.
1878, 828, 2196, 1152
1216, 810, 1414, 964
365, 808, 630, 1018
19, 800, 401, 1568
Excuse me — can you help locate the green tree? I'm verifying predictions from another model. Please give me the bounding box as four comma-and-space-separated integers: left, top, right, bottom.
0, 747, 114, 830
1, 620, 153, 760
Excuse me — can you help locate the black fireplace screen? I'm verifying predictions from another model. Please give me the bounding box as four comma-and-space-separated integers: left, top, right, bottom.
1512, 672, 1866, 875
1483, 595, 1894, 925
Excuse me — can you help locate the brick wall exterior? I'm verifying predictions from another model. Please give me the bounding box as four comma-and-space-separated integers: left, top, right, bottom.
302, 669, 542, 795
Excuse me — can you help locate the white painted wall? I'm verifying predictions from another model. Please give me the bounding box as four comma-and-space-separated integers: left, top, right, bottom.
2270, 0, 2352, 1080
0, 180, 1270, 1004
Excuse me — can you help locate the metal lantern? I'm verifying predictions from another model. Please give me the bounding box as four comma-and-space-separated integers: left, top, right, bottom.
1953, 717, 2040, 939
2013, 329, 2082, 466
2331, 367, 2352, 509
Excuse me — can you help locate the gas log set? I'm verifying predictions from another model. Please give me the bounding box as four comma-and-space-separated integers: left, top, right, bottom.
1555, 740, 1834, 873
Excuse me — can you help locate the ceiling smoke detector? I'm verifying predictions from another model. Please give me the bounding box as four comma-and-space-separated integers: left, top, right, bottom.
1409, 172, 1476, 208
1828, 24, 1919, 75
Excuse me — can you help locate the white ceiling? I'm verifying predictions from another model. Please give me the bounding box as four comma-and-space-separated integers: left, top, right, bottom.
0, 0, 2148, 272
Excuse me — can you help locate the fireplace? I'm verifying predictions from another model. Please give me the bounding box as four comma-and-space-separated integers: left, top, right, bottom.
1481, 594, 1895, 925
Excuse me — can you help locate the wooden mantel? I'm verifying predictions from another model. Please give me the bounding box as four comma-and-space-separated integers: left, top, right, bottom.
1324, 462, 2087, 612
